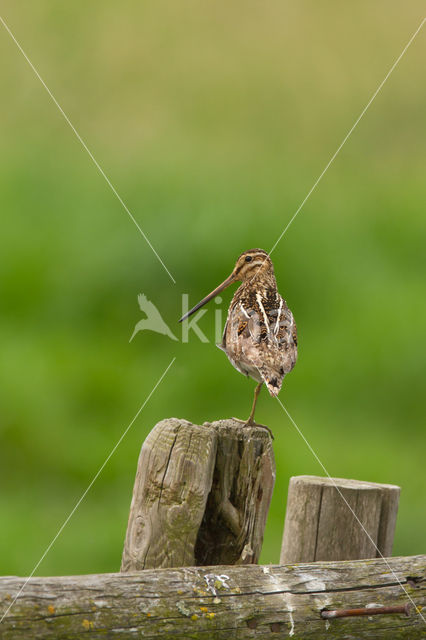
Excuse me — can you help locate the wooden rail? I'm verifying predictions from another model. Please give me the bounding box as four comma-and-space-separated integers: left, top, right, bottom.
1, 418, 422, 638
0, 555, 424, 639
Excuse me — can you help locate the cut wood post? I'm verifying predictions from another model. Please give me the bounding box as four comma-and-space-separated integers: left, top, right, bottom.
280, 475, 400, 564
121, 417, 275, 570
1, 556, 424, 639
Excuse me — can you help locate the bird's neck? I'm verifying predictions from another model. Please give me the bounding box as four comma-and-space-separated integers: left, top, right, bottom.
239, 267, 278, 293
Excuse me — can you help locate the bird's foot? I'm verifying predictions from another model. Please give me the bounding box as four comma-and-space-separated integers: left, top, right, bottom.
232, 417, 274, 440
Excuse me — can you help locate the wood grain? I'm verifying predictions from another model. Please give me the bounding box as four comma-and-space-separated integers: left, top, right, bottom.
1, 556, 424, 639
280, 475, 400, 563
121, 418, 275, 570
121, 418, 217, 571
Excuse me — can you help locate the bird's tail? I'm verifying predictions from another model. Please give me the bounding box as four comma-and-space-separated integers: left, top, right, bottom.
261, 370, 283, 397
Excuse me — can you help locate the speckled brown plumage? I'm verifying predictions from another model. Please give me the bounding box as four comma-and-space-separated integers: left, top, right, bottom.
219, 249, 297, 398
180, 248, 298, 426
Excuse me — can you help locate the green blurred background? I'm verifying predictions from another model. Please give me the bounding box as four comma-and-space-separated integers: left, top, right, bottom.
0, 2, 425, 576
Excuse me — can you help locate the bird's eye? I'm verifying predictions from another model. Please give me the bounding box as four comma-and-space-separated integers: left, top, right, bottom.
245, 256, 253, 262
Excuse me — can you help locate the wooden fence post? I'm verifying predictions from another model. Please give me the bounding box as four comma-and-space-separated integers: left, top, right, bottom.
280, 475, 400, 563
121, 417, 275, 571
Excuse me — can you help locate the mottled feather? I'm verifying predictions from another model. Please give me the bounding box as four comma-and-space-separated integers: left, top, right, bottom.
219, 251, 297, 397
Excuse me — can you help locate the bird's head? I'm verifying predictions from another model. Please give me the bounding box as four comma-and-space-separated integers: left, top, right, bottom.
232, 248, 273, 282
179, 248, 272, 322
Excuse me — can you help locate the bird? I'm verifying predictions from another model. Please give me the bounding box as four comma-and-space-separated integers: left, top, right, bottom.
179, 249, 297, 431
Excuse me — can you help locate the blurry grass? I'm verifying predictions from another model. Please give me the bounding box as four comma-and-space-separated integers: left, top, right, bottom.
0, 1, 425, 575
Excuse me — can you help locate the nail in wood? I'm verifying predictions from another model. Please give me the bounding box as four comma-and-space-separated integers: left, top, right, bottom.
321, 604, 410, 619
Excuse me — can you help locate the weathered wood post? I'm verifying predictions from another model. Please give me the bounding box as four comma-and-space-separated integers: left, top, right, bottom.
1, 557, 425, 638
121, 417, 275, 570
280, 475, 400, 563
2, 421, 424, 639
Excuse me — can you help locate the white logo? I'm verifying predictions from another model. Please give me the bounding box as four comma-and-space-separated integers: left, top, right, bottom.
130, 294, 178, 342
130, 293, 224, 343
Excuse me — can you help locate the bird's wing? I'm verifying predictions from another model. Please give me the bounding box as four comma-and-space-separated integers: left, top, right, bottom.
233, 290, 283, 343
275, 297, 297, 352
217, 318, 228, 351
231, 292, 297, 395
227, 300, 255, 341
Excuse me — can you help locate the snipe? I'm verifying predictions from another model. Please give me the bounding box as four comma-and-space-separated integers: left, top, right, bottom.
180, 249, 297, 432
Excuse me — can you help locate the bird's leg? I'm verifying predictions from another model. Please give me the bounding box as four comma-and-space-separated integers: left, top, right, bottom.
232, 383, 274, 438
246, 382, 263, 426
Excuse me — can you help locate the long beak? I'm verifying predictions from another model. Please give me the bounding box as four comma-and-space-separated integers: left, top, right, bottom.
179, 272, 236, 322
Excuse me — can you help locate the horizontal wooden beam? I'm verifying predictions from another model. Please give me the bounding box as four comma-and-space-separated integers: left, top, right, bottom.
0, 555, 424, 639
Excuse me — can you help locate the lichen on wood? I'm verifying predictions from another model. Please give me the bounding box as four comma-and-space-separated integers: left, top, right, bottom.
0, 555, 424, 639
